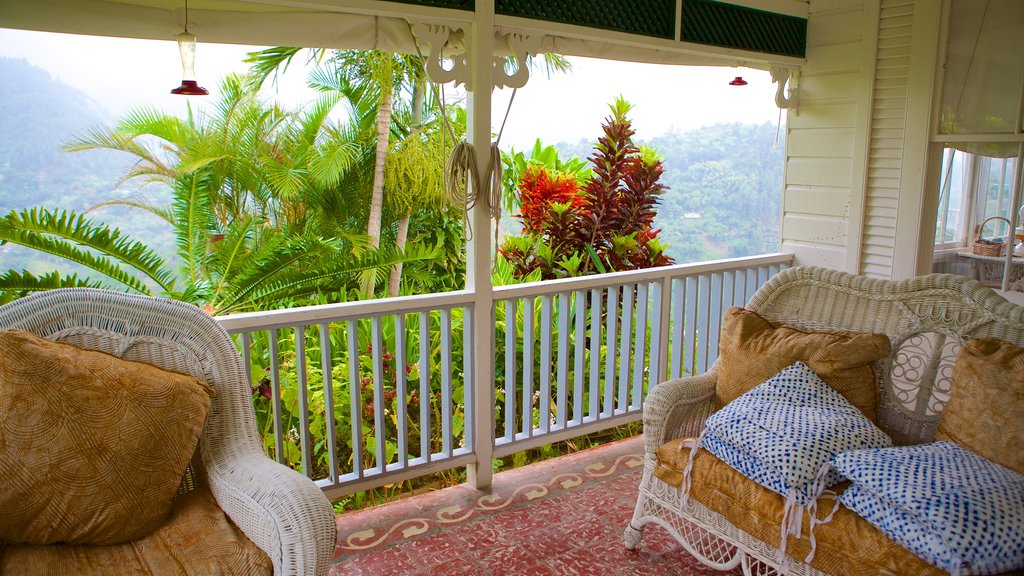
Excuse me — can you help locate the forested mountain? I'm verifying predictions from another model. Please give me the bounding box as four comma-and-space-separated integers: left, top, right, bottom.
555, 121, 784, 264
0, 58, 128, 211
0, 58, 173, 274
1, 56, 784, 282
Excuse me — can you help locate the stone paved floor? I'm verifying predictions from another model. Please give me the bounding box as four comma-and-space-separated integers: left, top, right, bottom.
329, 436, 743, 575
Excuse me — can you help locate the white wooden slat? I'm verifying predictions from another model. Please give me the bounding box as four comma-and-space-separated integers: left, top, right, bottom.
669, 277, 684, 380
539, 295, 553, 433
696, 276, 712, 374
318, 324, 339, 483
588, 288, 601, 420
706, 274, 724, 371
241, 332, 253, 388
503, 299, 516, 441
296, 327, 311, 475
346, 320, 363, 477
439, 308, 453, 457
555, 292, 569, 428
572, 290, 585, 425
631, 282, 649, 409
462, 306, 474, 451
522, 298, 534, 437
651, 277, 671, 386
745, 267, 759, 305
418, 312, 431, 462
370, 317, 386, 472
393, 315, 408, 468
617, 285, 634, 414
268, 328, 285, 465
683, 276, 698, 378
603, 287, 619, 417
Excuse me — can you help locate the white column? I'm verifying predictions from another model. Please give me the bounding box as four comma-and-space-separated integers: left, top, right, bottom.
466, 0, 495, 490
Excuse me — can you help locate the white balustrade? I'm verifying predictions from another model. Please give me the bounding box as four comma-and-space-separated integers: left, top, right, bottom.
216, 254, 792, 498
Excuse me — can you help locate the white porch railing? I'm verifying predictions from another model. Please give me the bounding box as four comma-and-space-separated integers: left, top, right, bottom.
215, 253, 793, 498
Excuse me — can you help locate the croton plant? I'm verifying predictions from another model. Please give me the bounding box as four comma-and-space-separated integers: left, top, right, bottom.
499, 97, 673, 280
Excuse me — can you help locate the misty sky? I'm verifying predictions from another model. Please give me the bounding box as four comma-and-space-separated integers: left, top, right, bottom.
0, 27, 783, 151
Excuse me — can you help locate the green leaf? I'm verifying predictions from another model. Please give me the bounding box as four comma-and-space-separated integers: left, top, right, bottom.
0, 208, 175, 295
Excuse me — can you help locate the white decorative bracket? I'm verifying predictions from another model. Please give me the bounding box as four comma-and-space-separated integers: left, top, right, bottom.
493, 32, 542, 89
411, 23, 471, 89
771, 66, 800, 114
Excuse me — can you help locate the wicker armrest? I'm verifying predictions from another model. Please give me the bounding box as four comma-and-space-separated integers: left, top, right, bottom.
642, 369, 718, 459
205, 452, 336, 576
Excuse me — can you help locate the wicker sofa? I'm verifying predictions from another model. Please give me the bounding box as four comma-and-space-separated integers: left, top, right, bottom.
624, 266, 1024, 576
0, 289, 336, 575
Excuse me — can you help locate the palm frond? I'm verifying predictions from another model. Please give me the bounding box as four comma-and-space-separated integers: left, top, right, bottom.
0, 208, 175, 294
215, 241, 437, 313
171, 172, 216, 284
87, 198, 174, 226
0, 269, 105, 294
245, 46, 311, 91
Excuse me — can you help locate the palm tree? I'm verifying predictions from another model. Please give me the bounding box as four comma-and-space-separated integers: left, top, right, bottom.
249, 48, 426, 294
0, 75, 435, 311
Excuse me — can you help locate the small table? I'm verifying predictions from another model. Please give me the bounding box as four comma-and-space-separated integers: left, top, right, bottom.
956, 248, 1024, 288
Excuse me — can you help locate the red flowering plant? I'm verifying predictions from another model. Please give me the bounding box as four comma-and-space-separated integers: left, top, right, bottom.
499, 97, 673, 280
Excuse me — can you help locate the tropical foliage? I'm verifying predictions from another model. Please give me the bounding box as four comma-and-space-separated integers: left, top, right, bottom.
0, 74, 445, 311
499, 97, 673, 280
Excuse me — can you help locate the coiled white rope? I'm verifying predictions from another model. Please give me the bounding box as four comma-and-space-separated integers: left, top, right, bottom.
441, 88, 512, 252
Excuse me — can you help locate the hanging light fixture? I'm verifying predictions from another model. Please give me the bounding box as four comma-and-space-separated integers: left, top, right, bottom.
170, 0, 208, 95
729, 76, 748, 86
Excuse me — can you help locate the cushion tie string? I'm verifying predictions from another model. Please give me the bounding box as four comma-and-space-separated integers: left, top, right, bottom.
778, 489, 803, 566
677, 431, 707, 512
804, 462, 840, 563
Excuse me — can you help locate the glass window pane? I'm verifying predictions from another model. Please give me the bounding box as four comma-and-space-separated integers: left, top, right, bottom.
932, 148, 1024, 292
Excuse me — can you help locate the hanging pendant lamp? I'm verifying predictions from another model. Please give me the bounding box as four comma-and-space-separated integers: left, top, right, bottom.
170, 0, 208, 95
729, 76, 748, 86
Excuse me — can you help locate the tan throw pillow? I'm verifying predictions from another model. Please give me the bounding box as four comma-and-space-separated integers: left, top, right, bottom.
716, 307, 891, 420
935, 338, 1024, 475
0, 329, 215, 545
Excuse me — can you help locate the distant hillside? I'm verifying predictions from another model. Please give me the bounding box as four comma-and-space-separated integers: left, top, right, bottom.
0, 57, 132, 212
555, 122, 784, 264
0, 58, 175, 277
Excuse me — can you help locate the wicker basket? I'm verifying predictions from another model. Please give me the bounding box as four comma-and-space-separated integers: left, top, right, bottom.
972, 216, 1010, 257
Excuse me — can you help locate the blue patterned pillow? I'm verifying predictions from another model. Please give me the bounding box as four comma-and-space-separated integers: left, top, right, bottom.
835, 442, 1024, 575
678, 361, 892, 563
703, 361, 892, 505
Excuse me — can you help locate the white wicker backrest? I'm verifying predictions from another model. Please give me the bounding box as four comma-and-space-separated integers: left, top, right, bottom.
0, 288, 263, 480
745, 266, 1024, 445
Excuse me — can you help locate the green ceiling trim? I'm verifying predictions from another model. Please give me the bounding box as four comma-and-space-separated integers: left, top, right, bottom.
495, 0, 675, 39
387, 0, 475, 11
680, 0, 807, 58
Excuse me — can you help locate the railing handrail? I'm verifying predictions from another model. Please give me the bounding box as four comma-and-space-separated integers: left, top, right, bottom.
493, 253, 794, 299
215, 253, 795, 334
216, 289, 475, 334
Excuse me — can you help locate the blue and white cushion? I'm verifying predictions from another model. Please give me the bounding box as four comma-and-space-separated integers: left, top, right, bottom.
702, 361, 892, 505
835, 442, 1024, 575
679, 361, 892, 563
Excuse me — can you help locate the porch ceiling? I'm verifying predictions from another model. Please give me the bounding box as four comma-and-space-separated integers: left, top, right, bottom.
0, 0, 806, 70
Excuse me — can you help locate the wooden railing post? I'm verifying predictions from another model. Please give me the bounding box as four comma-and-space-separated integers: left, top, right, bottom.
465, 0, 495, 490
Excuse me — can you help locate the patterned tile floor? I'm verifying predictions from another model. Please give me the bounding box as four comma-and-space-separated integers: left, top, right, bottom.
330, 436, 743, 575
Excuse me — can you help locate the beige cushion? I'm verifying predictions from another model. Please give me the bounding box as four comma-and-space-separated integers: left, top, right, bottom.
0, 329, 215, 545
654, 439, 951, 576
0, 487, 273, 576
716, 307, 891, 420
936, 337, 1024, 474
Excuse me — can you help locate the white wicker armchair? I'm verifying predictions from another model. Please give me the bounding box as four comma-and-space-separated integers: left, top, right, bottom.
0, 289, 336, 576
624, 266, 1024, 576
